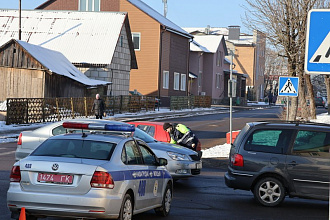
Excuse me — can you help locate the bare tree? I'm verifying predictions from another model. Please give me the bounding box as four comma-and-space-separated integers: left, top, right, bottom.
264, 47, 288, 94
243, 0, 330, 120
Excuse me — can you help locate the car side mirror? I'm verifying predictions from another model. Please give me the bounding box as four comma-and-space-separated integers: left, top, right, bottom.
157, 158, 168, 166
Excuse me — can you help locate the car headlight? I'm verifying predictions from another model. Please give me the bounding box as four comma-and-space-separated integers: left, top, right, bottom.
167, 152, 189, 161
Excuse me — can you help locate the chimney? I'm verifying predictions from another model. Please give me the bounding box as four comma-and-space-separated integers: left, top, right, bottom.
228, 25, 240, 40
205, 25, 210, 35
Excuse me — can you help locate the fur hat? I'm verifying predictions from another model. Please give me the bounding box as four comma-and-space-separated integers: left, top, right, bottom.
163, 122, 172, 130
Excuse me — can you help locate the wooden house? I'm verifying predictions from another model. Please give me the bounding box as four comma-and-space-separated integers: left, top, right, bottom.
36, 0, 193, 105
189, 35, 228, 104
0, 39, 109, 101
0, 9, 137, 97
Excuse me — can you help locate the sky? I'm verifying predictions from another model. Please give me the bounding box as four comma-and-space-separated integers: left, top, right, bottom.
0, 0, 250, 34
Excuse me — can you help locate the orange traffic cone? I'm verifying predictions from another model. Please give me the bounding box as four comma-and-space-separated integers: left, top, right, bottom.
19, 207, 26, 220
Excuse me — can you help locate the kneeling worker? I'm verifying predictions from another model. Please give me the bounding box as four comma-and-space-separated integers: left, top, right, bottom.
163, 122, 200, 151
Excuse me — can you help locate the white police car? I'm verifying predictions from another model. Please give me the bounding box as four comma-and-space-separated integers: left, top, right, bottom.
7, 123, 173, 220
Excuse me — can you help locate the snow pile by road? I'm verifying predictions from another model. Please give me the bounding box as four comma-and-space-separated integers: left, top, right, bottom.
201, 143, 231, 158
0, 101, 6, 111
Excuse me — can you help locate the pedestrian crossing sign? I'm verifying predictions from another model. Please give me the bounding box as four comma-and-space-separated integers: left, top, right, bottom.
305, 9, 330, 74
278, 77, 299, 97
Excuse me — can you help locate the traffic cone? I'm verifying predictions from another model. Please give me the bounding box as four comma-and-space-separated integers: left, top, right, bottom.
19, 207, 26, 220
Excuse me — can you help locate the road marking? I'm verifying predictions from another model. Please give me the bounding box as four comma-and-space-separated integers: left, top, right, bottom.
0, 150, 16, 156
310, 31, 330, 63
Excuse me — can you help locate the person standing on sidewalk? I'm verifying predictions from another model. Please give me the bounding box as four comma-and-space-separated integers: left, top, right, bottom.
91, 94, 105, 119
163, 122, 200, 151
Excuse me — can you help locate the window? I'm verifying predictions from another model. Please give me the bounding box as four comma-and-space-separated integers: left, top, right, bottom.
180, 74, 186, 91
31, 139, 115, 160
293, 131, 330, 157
198, 71, 202, 87
163, 71, 169, 89
216, 73, 220, 89
137, 125, 155, 137
216, 51, 223, 66
79, 0, 100, 11
244, 129, 293, 154
120, 35, 124, 47
132, 33, 141, 50
139, 144, 157, 166
122, 141, 143, 165
174, 72, 180, 90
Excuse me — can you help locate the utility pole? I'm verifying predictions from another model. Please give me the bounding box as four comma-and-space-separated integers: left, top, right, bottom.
162, 0, 168, 17
229, 48, 235, 144
19, 0, 21, 40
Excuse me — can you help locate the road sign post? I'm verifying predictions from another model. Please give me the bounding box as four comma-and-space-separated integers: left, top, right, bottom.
278, 77, 299, 121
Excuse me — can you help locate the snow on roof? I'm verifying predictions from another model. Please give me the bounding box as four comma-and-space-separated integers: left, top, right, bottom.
0, 9, 127, 65
224, 57, 231, 63
224, 35, 254, 45
184, 27, 254, 45
128, 0, 192, 38
192, 35, 224, 53
190, 40, 210, 53
13, 40, 110, 86
183, 27, 229, 35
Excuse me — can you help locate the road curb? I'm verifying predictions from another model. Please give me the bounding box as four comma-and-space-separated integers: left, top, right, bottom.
202, 157, 228, 169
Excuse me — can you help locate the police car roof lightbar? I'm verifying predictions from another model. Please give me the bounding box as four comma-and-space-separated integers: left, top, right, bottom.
62, 122, 135, 132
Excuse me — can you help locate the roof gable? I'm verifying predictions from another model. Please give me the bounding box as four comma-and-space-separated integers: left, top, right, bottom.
0, 9, 136, 66
192, 35, 227, 55
0, 39, 109, 86
127, 0, 192, 38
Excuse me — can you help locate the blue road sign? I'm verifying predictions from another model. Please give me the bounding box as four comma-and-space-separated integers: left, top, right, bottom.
278, 77, 299, 97
305, 9, 330, 74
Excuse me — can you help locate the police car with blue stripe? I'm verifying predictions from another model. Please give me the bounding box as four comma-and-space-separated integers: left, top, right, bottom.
7, 123, 173, 220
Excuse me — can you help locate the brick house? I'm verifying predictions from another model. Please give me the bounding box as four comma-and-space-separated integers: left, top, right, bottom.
36, 0, 193, 105
0, 9, 137, 97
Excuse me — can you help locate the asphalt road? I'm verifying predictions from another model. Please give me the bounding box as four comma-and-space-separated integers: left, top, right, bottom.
0, 106, 329, 219
160, 106, 283, 148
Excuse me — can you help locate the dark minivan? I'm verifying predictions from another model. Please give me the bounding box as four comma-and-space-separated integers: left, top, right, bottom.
225, 121, 330, 207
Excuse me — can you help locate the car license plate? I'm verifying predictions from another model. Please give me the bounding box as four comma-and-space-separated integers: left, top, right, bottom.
37, 173, 73, 184
196, 163, 202, 169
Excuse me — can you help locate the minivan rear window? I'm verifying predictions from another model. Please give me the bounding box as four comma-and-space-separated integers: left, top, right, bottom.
31, 139, 115, 160
244, 129, 293, 154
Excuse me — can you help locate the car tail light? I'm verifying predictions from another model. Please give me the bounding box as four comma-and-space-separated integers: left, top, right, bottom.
17, 133, 22, 145
231, 153, 244, 167
90, 171, 114, 189
10, 166, 21, 182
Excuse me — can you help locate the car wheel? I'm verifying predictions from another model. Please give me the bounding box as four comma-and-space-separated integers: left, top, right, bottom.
253, 177, 285, 207
118, 194, 133, 220
154, 183, 172, 216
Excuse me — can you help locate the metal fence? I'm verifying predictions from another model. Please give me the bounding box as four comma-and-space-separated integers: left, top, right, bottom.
6, 96, 157, 125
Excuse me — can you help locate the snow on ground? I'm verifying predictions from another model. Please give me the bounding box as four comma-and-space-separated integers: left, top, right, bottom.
1, 99, 329, 159
201, 112, 330, 158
